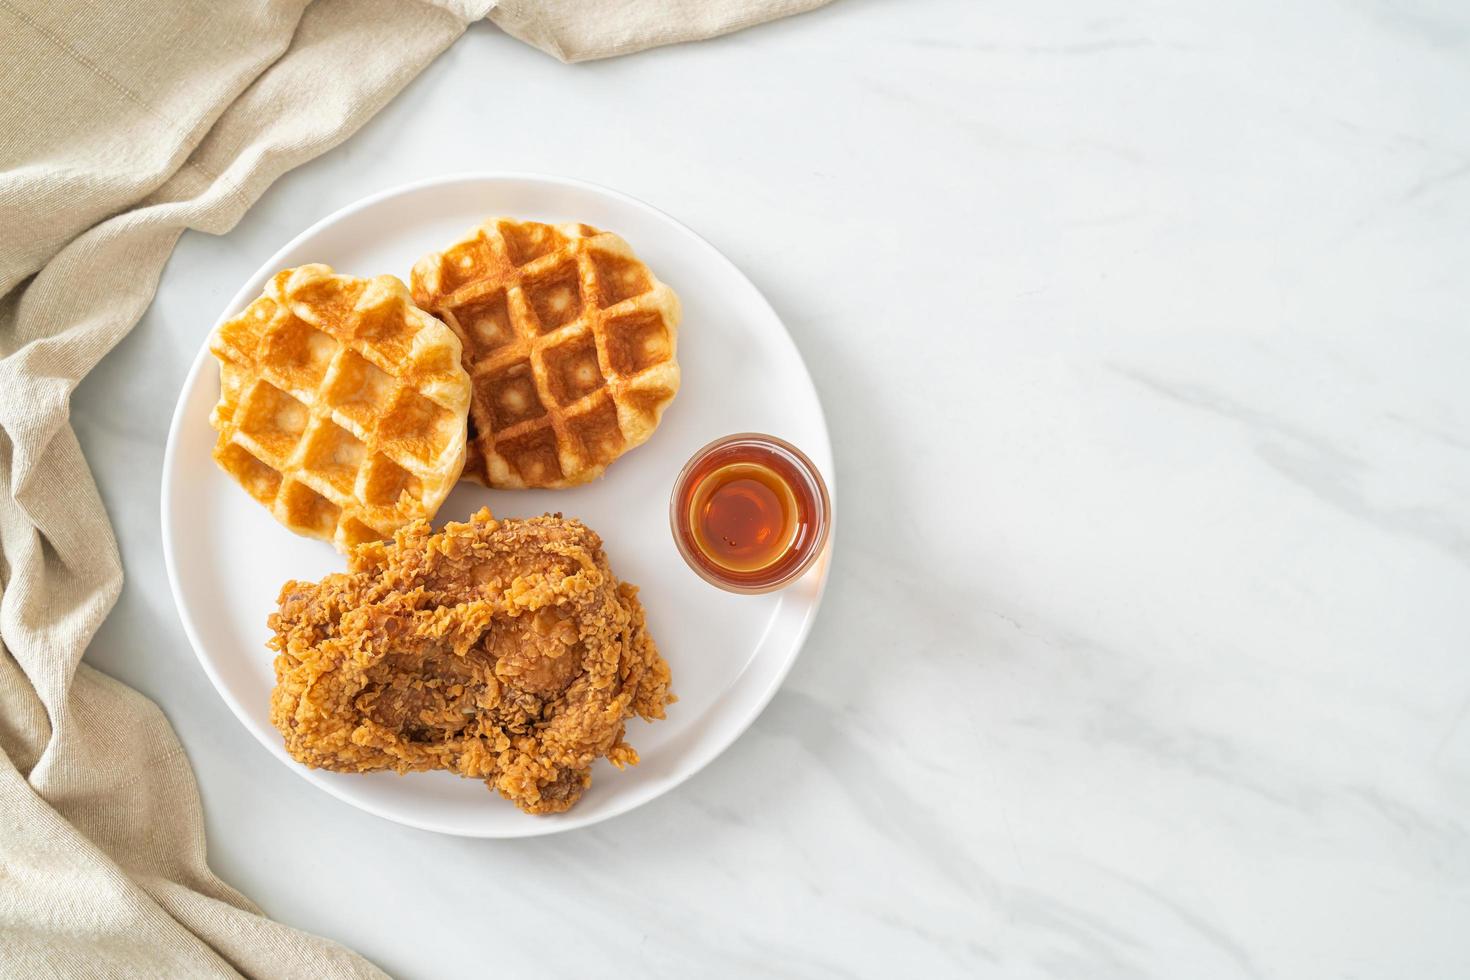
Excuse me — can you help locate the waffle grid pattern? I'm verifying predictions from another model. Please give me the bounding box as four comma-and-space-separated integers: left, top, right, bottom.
209, 265, 470, 552
412, 219, 680, 489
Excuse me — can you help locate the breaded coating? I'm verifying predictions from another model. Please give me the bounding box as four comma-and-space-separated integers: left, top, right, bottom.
267, 508, 673, 814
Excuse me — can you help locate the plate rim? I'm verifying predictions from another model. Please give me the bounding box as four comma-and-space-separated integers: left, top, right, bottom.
160, 171, 836, 837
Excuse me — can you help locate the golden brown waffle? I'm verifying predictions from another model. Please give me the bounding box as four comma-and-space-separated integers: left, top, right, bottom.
209, 265, 472, 552
411, 218, 681, 489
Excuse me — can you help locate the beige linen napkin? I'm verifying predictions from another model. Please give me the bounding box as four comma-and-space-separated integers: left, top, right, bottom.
0, 0, 826, 975
492, 0, 832, 61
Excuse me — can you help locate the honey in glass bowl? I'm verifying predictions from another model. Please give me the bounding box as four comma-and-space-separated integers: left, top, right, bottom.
670, 433, 831, 594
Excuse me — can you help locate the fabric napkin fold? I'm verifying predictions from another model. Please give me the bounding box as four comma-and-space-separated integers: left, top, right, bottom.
491, 0, 831, 62
0, 0, 826, 975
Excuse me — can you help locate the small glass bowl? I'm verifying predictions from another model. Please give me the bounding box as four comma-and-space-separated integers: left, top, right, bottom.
669, 433, 831, 595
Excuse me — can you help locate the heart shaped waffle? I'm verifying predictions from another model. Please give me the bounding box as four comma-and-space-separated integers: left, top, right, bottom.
209, 265, 471, 551
411, 219, 680, 489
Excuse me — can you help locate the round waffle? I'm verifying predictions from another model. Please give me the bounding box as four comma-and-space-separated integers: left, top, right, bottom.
208, 264, 471, 552
410, 218, 681, 489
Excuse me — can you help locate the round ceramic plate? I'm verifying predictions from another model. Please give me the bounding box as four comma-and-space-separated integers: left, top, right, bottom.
162, 173, 834, 838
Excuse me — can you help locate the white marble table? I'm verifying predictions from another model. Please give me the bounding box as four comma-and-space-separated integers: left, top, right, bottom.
73, 2, 1470, 976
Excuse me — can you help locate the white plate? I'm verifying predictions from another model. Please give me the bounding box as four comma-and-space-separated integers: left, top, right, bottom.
161, 173, 834, 837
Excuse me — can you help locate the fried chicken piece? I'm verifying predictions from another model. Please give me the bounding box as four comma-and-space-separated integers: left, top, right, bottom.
267, 508, 673, 814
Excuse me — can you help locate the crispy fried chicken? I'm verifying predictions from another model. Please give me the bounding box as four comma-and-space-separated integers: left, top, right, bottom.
267, 508, 673, 814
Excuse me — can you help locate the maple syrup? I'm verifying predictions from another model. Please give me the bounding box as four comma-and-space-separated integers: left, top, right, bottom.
671, 434, 831, 594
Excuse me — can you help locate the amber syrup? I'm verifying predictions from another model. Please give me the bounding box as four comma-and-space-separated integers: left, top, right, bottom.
671, 434, 831, 594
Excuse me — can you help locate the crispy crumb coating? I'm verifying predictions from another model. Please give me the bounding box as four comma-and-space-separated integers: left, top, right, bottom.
267, 507, 673, 814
